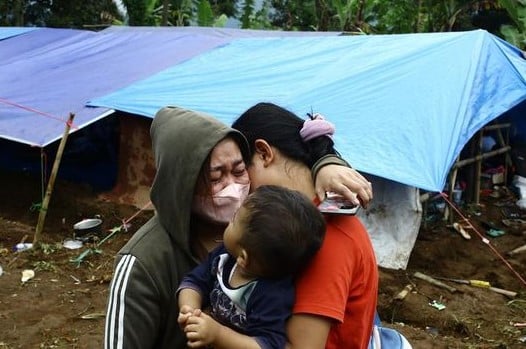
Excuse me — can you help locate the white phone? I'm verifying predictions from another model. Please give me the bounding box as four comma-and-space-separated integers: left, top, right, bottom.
318, 192, 359, 215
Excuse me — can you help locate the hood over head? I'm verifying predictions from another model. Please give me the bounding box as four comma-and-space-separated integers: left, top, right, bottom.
150, 106, 250, 260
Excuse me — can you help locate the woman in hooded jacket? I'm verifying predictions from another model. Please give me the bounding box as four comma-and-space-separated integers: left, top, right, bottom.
104, 106, 372, 349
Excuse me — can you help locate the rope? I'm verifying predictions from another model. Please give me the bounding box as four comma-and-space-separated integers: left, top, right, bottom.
96, 201, 153, 247
122, 201, 153, 227
440, 192, 526, 288
0, 97, 78, 129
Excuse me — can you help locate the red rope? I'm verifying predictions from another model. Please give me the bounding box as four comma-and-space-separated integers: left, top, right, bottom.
440, 192, 526, 288
0, 97, 78, 130
122, 201, 153, 227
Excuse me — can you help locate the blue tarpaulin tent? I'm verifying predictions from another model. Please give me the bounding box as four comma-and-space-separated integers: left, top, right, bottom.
0, 27, 230, 146
88, 29, 526, 193
0, 26, 37, 40
1, 26, 525, 268
0, 26, 338, 147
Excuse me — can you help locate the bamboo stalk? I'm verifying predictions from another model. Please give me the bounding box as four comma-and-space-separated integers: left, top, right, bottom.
454, 146, 511, 168
508, 243, 526, 256
394, 284, 414, 301
413, 272, 458, 293
33, 113, 75, 245
474, 131, 483, 204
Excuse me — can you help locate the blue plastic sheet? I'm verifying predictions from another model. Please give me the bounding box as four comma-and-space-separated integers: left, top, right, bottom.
89, 30, 526, 192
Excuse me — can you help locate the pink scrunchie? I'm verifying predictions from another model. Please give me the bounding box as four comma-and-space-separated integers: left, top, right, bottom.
299, 113, 335, 142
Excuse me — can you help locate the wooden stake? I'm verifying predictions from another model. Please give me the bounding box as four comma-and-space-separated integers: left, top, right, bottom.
508, 243, 526, 256
413, 272, 458, 293
394, 284, 414, 301
475, 130, 483, 205
33, 113, 75, 245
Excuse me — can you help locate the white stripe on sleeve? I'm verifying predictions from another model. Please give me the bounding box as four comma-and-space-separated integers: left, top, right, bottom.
104, 255, 136, 349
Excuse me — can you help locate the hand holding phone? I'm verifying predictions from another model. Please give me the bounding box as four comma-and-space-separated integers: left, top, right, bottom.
318, 192, 359, 215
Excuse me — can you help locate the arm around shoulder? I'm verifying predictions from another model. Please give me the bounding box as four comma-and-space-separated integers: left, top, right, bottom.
312, 154, 373, 207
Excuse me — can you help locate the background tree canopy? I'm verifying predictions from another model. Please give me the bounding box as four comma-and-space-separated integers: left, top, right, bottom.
0, 0, 524, 49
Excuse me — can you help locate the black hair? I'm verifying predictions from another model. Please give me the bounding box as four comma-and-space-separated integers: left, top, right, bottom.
232, 102, 338, 168
240, 185, 326, 278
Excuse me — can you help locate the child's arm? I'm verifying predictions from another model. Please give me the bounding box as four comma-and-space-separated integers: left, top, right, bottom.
183, 278, 294, 349
178, 288, 202, 310
184, 311, 262, 349
177, 288, 203, 328
177, 246, 226, 328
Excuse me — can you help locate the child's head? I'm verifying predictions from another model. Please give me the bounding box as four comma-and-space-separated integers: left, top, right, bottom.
223, 185, 326, 279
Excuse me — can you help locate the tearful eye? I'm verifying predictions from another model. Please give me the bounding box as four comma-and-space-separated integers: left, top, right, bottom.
210, 177, 221, 184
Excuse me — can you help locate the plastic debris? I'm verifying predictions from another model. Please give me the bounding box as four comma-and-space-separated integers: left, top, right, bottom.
428, 300, 446, 311
425, 326, 439, 336
0, 265, 3, 277
486, 229, 505, 238
453, 222, 471, 240
80, 312, 105, 320
21, 269, 35, 283
15, 243, 33, 252
63, 239, 83, 250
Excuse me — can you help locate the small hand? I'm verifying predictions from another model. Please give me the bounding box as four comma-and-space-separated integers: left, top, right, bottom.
184, 310, 222, 348
315, 165, 373, 207
178, 305, 195, 329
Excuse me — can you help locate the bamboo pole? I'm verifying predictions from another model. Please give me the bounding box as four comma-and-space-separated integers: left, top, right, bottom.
453, 146, 511, 168
33, 113, 75, 245
474, 131, 483, 205
413, 272, 458, 293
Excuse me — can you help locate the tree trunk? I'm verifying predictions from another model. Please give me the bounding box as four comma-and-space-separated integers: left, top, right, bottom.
14, 0, 24, 26
161, 0, 168, 26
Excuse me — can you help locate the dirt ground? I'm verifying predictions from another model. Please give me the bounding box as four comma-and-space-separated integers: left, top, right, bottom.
0, 170, 525, 349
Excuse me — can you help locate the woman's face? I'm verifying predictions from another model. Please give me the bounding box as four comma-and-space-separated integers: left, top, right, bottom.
207, 138, 250, 195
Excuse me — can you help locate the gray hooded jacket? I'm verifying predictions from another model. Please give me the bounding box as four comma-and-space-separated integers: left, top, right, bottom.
104, 106, 250, 349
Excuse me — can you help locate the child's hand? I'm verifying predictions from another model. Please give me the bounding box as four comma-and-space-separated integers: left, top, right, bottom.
177, 305, 195, 328
184, 310, 222, 348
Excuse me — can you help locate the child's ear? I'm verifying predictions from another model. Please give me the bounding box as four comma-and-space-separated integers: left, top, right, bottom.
254, 139, 274, 166
236, 249, 249, 269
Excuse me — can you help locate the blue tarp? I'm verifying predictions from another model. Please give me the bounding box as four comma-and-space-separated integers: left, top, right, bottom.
1, 27, 525, 192
0, 26, 37, 40
1, 26, 335, 147
89, 30, 526, 192
0, 27, 233, 146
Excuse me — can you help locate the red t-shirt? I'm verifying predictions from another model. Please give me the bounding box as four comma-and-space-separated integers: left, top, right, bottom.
293, 214, 378, 349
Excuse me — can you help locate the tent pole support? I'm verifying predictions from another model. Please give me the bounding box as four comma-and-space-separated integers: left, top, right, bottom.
33, 113, 75, 245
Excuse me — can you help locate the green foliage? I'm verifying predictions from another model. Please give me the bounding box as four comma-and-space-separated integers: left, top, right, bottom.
369, 0, 419, 33
330, 0, 355, 31
123, 0, 157, 25
2, 0, 524, 51
197, 0, 215, 26
499, 0, 526, 49
239, 0, 273, 29
32, 260, 57, 272
0, 0, 122, 28
240, 0, 255, 28
39, 242, 62, 255
269, 0, 318, 31
210, 0, 238, 17
46, 0, 122, 28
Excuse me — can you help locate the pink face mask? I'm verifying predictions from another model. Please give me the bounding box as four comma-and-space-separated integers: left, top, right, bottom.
192, 182, 250, 224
